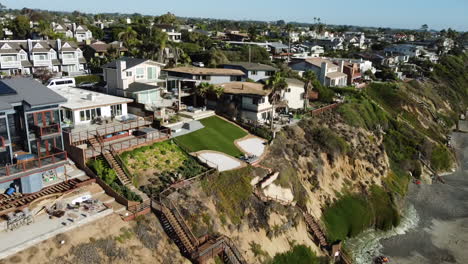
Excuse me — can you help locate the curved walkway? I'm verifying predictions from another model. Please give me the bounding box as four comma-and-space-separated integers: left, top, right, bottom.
194, 150, 245, 172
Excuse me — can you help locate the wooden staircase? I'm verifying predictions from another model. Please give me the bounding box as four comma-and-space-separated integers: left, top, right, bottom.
221, 236, 248, 264
303, 212, 328, 248
102, 150, 132, 186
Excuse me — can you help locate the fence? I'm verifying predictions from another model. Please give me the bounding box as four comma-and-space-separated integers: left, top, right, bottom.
0, 150, 67, 177
309, 103, 341, 115
110, 129, 171, 153
64, 116, 154, 143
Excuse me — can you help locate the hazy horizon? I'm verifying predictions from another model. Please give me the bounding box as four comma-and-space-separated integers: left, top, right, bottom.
3, 0, 468, 31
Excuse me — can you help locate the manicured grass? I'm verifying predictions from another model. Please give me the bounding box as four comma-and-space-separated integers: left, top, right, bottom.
174, 116, 248, 157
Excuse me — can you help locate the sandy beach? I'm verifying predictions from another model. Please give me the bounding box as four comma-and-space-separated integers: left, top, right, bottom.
381, 120, 468, 264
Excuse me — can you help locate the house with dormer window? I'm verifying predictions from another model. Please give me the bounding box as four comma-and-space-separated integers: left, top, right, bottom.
0, 39, 86, 76
52, 23, 93, 43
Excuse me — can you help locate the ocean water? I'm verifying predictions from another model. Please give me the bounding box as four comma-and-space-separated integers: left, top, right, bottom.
345, 204, 420, 264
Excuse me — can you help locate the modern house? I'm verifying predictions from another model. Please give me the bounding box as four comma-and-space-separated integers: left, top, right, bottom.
0, 78, 70, 194
49, 86, 162, 167
220, 62, 278, 82
310, 45, 325, 57
290, 58, 347, 87
52, 23, 93, 43
102, 57, 166, 107
84, 41, 128, 60
0, 39, 86, 76
49, 86, 133, 128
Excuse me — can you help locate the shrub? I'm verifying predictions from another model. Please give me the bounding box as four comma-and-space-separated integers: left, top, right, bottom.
430, 145, 452, 172
311, 126, 349, 155
271, 245, 323, 264
74, 75, 102, 85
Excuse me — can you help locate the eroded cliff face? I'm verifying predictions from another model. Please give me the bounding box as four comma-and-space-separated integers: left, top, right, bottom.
262, 113, 391, 219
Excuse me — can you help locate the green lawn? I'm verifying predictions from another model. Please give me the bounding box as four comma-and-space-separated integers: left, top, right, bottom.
174, 116, 248, 157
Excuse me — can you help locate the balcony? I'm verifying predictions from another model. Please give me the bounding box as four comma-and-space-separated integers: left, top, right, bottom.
34, 123, 61, 138
33, 60, 51, 67
62, 57, 78, 65
64, 115, 154, 144
0, 149, 67, 178
0, 61, 21, 69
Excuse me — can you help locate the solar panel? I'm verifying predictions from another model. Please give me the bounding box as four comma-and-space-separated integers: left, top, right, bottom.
0, 82, 17, 96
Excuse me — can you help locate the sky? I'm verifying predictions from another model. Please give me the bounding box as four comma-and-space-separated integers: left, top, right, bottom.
3, 0, 468, 31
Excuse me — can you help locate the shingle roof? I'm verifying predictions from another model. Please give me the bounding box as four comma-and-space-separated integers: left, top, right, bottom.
285, 78, 305, 87
219, 82, 270, 96
102, 57, 149, 70
304, 58, 337, 69
0, 78, 67, 108
164, 67, 244, 76
326, 71, 347, 79
222, 62, 277, 71
127, 82, 161, 93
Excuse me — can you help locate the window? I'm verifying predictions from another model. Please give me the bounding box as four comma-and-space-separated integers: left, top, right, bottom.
147, 67, 157, 80
63, 52, 75, 59
202, 75, 210, 80
230, 76, 242, 81
126, 71, 132, 77
20, 54, 27, 60
111, 104, 122, 116
79, 108, 102, 122
136, 68, 144, 79
34, 54, 48, 61
266, 71, 274, 77
252, 97, 265, 105
251, 71, 258, 75
2, 55, 17, 62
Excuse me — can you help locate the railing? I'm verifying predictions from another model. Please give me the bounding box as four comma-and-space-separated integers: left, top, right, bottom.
110, 129, 170, 153
0, 150, 67, 177
109, 144, 134, 185
34, 123, 61, 138
223, 236, 248, 264
161, 196, 199, 247
61, 58, 79, 65
66, 116, 154, 143
33, 60, 51, 67
0, 61, 21, 68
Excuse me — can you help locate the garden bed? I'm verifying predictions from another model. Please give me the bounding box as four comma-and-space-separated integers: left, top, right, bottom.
120, 140, 207, 195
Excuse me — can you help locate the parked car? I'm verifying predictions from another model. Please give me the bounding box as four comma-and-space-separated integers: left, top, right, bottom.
192, 62, 205, 67
78, 82, 98, 89
46, 77, 75, 88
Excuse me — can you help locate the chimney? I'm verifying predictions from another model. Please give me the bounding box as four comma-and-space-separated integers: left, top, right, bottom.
56, 39, 62, 51
320, 61, 328, 83
117, 60, 126, 72
339, 61, 345, 72
27, 39, 32, 52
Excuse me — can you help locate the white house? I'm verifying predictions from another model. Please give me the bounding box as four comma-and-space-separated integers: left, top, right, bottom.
290, 58, 347, 87
220, 62, 278, 82
0, 39, 86, 75
283, 78, 305, 110
103, 57, 166, 107
49, 86, 132, 127
310, 45, 325, 57
384, 44, 423, 58
52, 23, 93, 42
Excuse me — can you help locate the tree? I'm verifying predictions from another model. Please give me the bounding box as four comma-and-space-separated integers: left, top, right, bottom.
10, 15, 31, 39
88, 25, 104, 40
154, 12, 178, 25
208, 49, 228, 67
34, 20, 54, 39
118, 26, 138, 50
302, 71, 316, 110
139, 27, 168, 62
265, 72, 288, 130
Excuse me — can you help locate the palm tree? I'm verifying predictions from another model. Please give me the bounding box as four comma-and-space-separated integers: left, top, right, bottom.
302, 70, 316, 111
265, 72, 288, 130
118, 26, 138, 49
194, 82, 211, 107
139, 27, 168, 62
